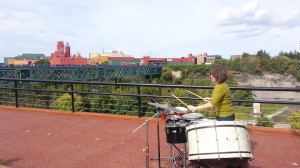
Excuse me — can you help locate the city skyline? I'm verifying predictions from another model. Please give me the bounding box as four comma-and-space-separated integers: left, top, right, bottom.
1, 0, 300, 62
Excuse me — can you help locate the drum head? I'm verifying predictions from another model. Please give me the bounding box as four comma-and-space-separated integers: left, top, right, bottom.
174, 107, 188, 113
166, 115, 181, 121
183, 113, 204, 120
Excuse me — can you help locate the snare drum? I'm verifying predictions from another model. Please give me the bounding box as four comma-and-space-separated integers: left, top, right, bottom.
182, 113, 204, 125
186, 120, 253, 160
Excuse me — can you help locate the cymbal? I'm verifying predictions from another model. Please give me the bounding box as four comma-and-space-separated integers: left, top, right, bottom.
148, 102, 186, 113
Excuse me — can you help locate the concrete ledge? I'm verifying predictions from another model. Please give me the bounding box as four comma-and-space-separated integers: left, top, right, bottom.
0, 105, 154, 123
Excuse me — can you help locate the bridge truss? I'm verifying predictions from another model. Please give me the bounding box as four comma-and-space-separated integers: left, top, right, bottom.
0, 65, 162, 81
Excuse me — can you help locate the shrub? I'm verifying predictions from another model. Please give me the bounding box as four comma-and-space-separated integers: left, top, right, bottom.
256, 117, 273, 127
288, 111, 300, 129
51, 93, 84, 111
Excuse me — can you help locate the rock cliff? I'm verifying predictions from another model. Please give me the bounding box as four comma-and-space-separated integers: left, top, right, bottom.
234, 73, 300, 101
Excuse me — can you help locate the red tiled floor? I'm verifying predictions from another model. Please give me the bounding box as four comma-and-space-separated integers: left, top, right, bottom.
0, 106, 299, 168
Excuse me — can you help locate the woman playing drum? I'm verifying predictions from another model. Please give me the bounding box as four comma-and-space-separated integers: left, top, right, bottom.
187, 64, 234, 121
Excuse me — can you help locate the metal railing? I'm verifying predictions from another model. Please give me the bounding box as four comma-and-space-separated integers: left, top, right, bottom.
0, 78, 299, 128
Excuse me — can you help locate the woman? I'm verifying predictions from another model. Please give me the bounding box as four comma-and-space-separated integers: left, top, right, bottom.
187, 64, 234, 121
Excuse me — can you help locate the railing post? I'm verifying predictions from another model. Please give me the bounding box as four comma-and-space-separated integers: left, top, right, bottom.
14, 80, 19, 108
137, 85, 142, 117
70, 83, 75, 113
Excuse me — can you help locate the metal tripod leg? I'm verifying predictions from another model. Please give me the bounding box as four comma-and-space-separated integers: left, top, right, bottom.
150, 143, 174, 161
170, 144, 187, 168
151, 143, 187, 168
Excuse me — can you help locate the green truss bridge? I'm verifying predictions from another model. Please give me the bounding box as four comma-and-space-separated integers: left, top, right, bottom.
0, 65, 162, 81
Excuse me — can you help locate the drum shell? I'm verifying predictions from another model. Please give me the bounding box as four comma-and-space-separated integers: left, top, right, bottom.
165, 125, 187, 144
186, 120, 253, 160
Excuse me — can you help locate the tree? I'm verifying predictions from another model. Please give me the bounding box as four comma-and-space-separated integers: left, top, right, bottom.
240, 54, 256, 73
269, 56, 292, 74
34, 59, 50, 65
232, 89, 254, 107
160, 67, 173, 82
229, 57, 242, 71
52, 93, 84, 111
278, 50, 300, 60
256, 50, 270, 59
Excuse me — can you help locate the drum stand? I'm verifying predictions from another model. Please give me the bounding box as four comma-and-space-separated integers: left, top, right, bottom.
151, 143, 187, 168
133, 111, 161, 168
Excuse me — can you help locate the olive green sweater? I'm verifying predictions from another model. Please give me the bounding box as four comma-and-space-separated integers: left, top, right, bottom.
211, 83, 233, 117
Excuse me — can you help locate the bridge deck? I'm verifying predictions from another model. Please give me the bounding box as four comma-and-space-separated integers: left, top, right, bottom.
0, 106, 299, 168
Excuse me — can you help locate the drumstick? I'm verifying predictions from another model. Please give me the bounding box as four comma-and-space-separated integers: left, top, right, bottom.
171, 94, 189, 108
185, 90, 204, 99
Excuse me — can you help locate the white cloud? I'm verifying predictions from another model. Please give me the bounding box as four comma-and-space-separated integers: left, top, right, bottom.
215, 0, 300, 37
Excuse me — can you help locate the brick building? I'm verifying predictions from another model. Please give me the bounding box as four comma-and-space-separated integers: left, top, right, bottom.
50, 41, 87, 65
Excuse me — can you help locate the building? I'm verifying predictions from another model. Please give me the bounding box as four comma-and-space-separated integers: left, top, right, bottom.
193, 53, 222, 65
5, 53, 47, 66
167, 57, 195, 65
50, 41, 87, 65
88, 53, 109, 65
141, 56, 166, 65
88, 50, 132, 65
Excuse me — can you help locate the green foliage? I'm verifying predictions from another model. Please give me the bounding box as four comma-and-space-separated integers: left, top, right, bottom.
226, 50, 300, 79
8, 49, 300, 117
229, 58, 242, 71
102, 61, 109, 65
269, 56, 292, 74
34, 59, 50, 65
278, 50, 300, 60
256, 50, 270, 59
232, 88, 255, 107
214, 58, 230, 65
256, 117, 274, 127
288, 111, 300, 129
168, 65, 211, 79
52, 93, 84, 111
160, 67, 173, 82
240, 55, 257, 73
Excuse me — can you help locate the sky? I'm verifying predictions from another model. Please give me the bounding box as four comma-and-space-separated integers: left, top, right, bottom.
1, 0, 300, 62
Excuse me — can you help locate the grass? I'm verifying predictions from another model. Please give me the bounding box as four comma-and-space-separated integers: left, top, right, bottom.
234, 104, 285, 120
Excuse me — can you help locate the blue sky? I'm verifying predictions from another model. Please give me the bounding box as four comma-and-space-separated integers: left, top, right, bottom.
1, 0, 300, 62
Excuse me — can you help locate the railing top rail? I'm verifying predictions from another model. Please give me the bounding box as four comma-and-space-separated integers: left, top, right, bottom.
1, 78, 300, 92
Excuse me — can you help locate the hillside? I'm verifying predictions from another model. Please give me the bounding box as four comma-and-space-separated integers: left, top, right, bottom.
234, 73, 300, 101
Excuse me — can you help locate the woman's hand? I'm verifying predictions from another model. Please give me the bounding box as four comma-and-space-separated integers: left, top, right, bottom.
187, 105, 197, 112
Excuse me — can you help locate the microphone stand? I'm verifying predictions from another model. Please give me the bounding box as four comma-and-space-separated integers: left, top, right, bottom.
133, 111, 160, 168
